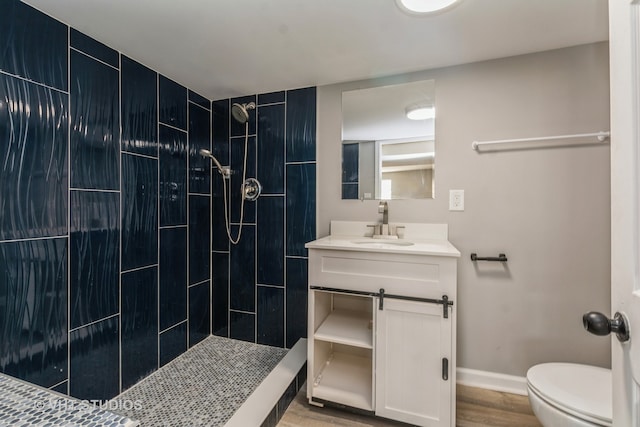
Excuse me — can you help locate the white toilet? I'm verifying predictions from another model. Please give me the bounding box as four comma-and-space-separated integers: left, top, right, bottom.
526, 363, 612, 427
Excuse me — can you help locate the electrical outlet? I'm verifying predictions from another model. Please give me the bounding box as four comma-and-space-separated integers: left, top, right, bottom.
449, 190, 464, 211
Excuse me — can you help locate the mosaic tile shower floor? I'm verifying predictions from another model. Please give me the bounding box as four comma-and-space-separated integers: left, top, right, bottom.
0, 374, 137, 427
112, 336, 288, 426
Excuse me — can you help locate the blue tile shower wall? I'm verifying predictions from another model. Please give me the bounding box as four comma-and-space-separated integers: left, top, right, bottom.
257, 287, 285, 347
70, 191, 119, 329
212, 88, 316, 347
0, 0, 211, 399
121, 56, 157, 157
211, 252, 229, 336
211, 100, 230, 253
0, 0, 68, 91
0, 238, 68, 388
285, 257, 309, 349
0, 73, 68, 241
257, 197, 284, 286
70, 49, 120, 190
121, 154, 158, 271
189, 195, 211, 285
188, 281, 211, 347
160, 322, 187, 367
3, 0, 316, 399
69, 317, 119, 400
188, 102, 211, 195
70, 29, 119, 68
160, 227, 187, 331
159, 125, 187, 227
160, 322, 187, 366
231, 136, 257, 223
121, 266, 158, 391
159, 76, 187, 131
230, 224, 256, 312
258, 104, 285, 194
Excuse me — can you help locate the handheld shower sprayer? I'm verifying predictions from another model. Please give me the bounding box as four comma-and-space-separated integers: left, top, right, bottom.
200, 100, 262, 244
199, 149, 230, 178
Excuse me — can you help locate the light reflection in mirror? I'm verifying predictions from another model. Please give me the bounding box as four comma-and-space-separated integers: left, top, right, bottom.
341, 79, 435, 200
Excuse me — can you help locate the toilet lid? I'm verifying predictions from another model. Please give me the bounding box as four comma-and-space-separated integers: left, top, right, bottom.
527, 363, 612, 425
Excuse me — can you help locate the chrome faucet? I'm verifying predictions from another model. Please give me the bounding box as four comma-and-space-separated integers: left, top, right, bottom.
377, 201, 392, 237
378, 201, 389, 225
368, 201, 403, 239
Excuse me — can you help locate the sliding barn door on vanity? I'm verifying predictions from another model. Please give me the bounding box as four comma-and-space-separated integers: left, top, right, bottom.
375, 298, 452, 426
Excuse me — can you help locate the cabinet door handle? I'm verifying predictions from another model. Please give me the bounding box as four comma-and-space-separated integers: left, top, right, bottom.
442, 358, 449, 381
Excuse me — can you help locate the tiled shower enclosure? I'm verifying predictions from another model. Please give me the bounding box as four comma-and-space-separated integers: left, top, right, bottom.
0, 0, 315, 402
211, 89, 316, 348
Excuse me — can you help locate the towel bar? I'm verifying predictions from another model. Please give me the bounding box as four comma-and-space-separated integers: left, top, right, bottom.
470, 253, 507, 262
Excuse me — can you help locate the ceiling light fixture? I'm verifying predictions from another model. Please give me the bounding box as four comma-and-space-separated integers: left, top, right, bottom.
396, 0, 460, 15
405, 105, 435, 120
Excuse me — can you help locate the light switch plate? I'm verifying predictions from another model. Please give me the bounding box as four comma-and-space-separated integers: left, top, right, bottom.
449, 190, 464, 211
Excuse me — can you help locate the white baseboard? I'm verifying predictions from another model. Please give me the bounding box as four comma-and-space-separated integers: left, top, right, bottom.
456, 367, 528, 396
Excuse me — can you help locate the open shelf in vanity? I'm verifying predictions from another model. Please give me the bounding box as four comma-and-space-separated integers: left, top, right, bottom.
311, 291, 374, 411
313, 291, 373, 348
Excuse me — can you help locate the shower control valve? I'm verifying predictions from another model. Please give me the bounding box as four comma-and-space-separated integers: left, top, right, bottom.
242, 178, 262, 201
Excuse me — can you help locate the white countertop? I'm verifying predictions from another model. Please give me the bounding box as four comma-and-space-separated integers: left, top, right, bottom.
306, 235, 460, 257
305, 221, 460, 257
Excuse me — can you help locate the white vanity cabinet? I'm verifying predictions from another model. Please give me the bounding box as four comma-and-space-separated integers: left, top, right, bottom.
306, 222, 460, 427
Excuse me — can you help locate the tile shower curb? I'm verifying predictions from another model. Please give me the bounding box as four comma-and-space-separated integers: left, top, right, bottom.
226, 338, 307, 427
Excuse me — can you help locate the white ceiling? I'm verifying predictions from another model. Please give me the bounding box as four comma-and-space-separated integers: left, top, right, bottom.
342, 79, 435, 141
22, 0, 609, 101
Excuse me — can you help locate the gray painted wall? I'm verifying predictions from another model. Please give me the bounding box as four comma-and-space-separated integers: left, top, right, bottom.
316, 42, 611, 377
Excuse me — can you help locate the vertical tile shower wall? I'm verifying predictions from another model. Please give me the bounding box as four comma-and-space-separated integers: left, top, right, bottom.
211, 89, 316, 349
0, 0, 211, 400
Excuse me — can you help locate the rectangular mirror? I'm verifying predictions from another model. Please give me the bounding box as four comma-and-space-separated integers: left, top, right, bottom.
341, 79, 435, 200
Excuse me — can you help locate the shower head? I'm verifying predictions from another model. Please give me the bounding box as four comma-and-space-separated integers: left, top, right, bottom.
231, 102, 255, 124
199, 148, 229, 178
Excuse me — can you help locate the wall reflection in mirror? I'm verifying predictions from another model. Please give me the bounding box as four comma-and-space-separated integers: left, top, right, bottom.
342, 79, 435, 200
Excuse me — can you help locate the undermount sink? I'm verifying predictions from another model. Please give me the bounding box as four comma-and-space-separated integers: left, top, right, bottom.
351, 239, 414, 246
